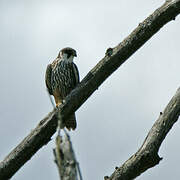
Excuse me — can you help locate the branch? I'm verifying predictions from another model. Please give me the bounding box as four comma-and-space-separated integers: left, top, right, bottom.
106, 87, 180, 180
53, 131, 78, 180
0, 0, 180, 179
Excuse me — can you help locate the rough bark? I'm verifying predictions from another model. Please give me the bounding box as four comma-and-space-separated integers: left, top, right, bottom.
0, 111, 57, 179
105, 87, 180, 180
0, 0, 180, 179
53, 132, 78, 180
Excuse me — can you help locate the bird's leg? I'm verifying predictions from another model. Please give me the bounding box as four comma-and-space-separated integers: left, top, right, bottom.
55, 97, 62, 108
56, 102, 62, 108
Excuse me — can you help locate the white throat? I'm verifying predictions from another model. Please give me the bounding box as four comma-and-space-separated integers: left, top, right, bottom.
60, 53, 74, 63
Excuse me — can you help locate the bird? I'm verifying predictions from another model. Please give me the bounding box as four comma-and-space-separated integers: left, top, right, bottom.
45, 47, 79, 130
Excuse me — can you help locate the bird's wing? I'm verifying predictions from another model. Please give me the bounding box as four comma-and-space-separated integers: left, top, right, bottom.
45, 64, 53, 95
72, 63, 80, 85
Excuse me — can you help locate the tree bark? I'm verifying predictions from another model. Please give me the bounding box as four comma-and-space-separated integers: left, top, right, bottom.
106, 87, 180, 180
53, 131, 78, 180
0, 0, 180, 179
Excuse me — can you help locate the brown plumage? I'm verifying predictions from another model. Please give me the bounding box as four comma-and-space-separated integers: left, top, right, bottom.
45, 47, 79, 130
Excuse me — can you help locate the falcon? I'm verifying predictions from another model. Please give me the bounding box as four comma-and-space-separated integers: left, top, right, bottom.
45, 47, 79, 130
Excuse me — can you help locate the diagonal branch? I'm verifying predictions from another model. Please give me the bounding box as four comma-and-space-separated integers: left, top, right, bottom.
106, 87, 180, 180
0, 0, 180, 179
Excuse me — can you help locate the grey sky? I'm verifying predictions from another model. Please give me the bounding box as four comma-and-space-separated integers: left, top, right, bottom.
0, 0, 180, 179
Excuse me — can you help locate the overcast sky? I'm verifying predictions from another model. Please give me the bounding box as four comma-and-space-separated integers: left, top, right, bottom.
0, 0, 180, 179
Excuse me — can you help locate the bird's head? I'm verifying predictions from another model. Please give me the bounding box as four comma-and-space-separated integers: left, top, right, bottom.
58, 47, 77, 62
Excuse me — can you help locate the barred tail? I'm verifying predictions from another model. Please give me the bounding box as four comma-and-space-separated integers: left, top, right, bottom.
65, 113, 77, 130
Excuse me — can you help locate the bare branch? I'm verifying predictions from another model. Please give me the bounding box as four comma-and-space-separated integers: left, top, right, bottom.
0, 110, 57, 179
0, 0, 180, 179
107, 88, 180, 180
53, 131, 78, 180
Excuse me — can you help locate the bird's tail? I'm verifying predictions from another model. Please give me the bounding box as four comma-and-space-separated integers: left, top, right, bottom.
65, 113, 77, 130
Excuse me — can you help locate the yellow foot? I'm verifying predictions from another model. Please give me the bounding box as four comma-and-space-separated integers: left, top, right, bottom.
56, 102, 62, 107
